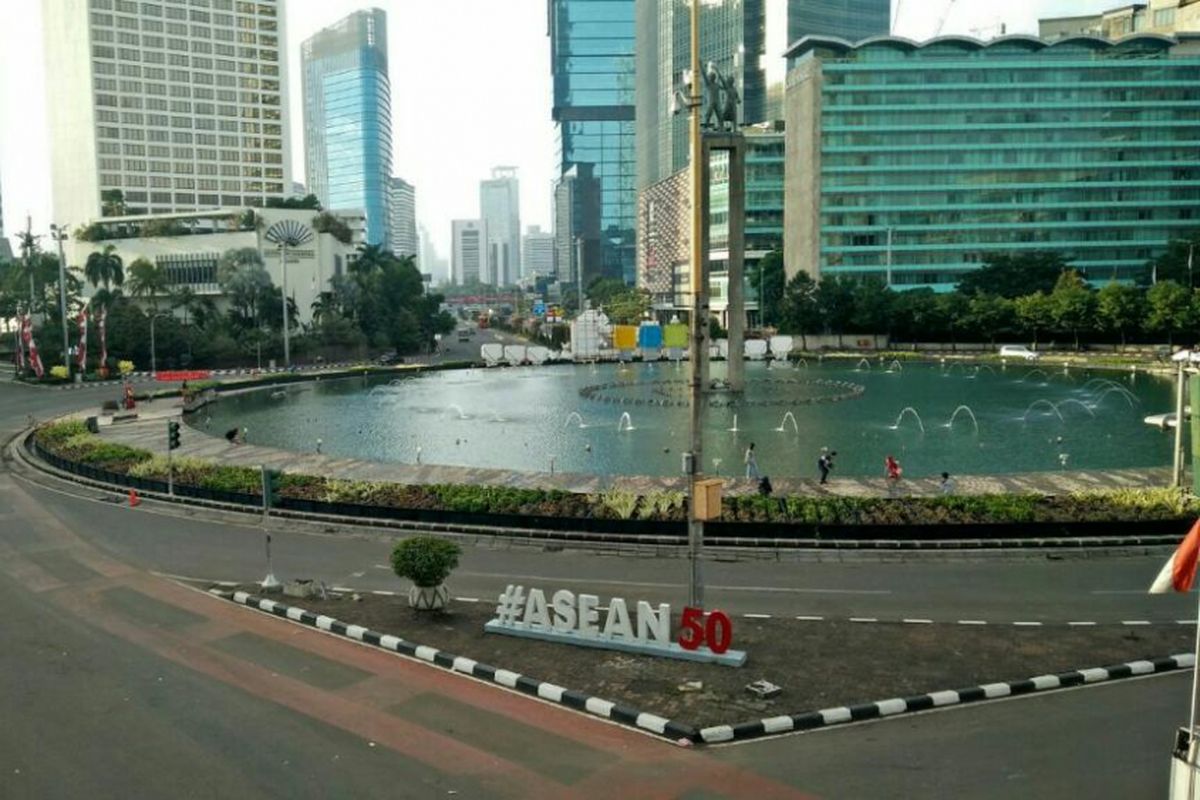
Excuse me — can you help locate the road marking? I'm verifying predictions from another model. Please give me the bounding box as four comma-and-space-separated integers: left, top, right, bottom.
1178, 620, 1197, 625
371, 590, 396, 596
331, 586, 355, 593
454, 596, 480, 603
743, 613, 772, 619
1121, 620, 1151, 626
849, 617, 878, 623
795, 615, 825, 621
902, 618, 933, 624
1068, 621, 1097, 626
1013, 621, 1043, 627
957, 620, 987, 625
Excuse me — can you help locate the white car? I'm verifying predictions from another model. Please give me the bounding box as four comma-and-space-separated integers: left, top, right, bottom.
999, 345, 1040, 360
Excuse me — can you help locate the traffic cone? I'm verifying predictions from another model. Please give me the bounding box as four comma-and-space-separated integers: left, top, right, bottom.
128, 489, 140, 508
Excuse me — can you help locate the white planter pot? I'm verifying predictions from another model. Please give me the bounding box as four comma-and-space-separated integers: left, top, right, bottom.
408, 584, 449, 611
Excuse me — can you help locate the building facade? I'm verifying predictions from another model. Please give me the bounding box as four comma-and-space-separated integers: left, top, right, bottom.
636, 0, 890, 190
783, 33, 1200, 289
42, 0, 293, 227
554, 163, 603, 293
388, 177, 417, 257
522, 224, 557, 280
301, 8, 392, 246
479, 167, 521, 285
548, 0, 637, 284
451, 219, 488, 285
1041, 0, 1200, 39
68, 207, 360, 326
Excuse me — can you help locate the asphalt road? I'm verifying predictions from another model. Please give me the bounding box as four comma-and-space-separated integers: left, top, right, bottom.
2, 377, 1196, 798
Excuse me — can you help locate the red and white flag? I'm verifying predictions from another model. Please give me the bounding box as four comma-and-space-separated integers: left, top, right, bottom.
97, 306, 108, 369
1149, 519, 1200, 594
76, 305, 89, 372
13, 318, 24, 372
21, 315, 44, 379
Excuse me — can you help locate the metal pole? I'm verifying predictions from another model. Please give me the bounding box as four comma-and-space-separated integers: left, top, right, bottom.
1174, 363, 1187, 488
167, 420, 175, 498
280, 242, 290, 368
52, 225, 70, 369
150, 315, 157, 376
686, 0, 706, 609
886, 226, 893, 288
25, 215, 36, 315
575, 236, 584, 313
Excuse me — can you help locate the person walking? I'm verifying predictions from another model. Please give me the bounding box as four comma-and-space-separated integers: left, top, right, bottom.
885, 454, 903, 494
939, 471, 956, 495
744, 442, 760, 479
817, 448, 836, 485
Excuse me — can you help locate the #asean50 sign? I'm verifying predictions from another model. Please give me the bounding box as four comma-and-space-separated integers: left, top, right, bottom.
485, 585, 746, 667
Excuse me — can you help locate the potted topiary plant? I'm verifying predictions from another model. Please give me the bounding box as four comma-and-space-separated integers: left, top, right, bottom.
390, 535, 462, 611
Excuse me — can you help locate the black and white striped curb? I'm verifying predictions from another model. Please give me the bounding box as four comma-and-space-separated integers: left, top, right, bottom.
51, 362, 365, 389
696, 652, 1195, 744
214, 589, 698, 743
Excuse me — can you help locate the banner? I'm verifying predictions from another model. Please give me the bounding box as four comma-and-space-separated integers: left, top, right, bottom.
97, 306, 108, 371
22, 316, 44, 379
613, 325, 638, 351
76, 305, 89, 372
155, 370, 211, 383
13, 318, 24, 372
663, 323, 688, 349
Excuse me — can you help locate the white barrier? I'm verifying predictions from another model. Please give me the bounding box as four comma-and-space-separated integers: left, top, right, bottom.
480, 343, 504, 365
769, 336, 793, 358
526, 346, 550, 365
745, 340, 769, 360
504, 345, 527, 366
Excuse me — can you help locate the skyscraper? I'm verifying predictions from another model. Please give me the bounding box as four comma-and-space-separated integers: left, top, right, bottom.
479, 167, 521, 286
554, 163, 602, 292
452, 219, 489, 286
548, 0, 637, 284
388, 177, 417, 258
302, 8, 393, 245
522, 225, 557, 279
636, 0, 890, 188
42, 0, 293, 225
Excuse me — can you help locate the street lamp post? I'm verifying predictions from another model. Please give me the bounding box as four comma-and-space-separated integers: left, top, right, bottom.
49, 223, 70, 369
264, 220, 314, 369
686, 0, 707, 609
149, 311, 169, 377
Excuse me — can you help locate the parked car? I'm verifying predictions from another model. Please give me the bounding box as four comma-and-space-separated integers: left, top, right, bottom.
376, 351, 401, 365
999, 345, 1040, 360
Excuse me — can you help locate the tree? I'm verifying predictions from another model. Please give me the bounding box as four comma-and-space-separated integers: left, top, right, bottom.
935, 292, 971, 348
779, 272, 821, 349
964, 293, 1015, 345
850, 278, 892, 334
890, 288, 941, 346
957, 252, 1070, 298
312, 212, 353, 245
126, 258, 170, 316
1146, 281, 1194, 345
266, 194, 321, 210
218, 248, 272, 330
100, 189, 126, 217
1145, 231, 1200, 288
1095, 282, 1143, 346
585, 277, 627, 308
1014, 292, 1055, 348
749, 250, 785, 328
816, 276, 855, 346
84, 244, 125, 294
1048, 269, 1095, 350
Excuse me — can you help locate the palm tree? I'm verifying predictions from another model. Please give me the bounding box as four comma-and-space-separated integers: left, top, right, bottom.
84, 244, 125, 293
126, 258, 169, 315
170, 285, 199, 327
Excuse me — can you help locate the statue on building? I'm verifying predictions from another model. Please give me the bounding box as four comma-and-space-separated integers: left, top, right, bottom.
701, 62, 740, 132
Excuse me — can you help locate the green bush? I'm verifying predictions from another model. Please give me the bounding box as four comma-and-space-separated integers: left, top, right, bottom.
37, 420, 90, 445
390, 535, 462, 587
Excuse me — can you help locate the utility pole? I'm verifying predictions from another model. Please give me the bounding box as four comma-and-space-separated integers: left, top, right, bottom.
686, 0, 707, 609
885, 226, 893, 288
24, 215, 36, 314
50, 224, 70, 369
575, 235, 584, 313
280, 241, 290, 368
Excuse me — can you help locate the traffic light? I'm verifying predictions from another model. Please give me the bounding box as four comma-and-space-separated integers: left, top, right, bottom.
264, 468, 283, 508
167, 420, 181, 451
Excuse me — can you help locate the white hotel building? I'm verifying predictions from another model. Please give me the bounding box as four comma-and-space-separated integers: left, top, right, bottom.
43, 0, 294, 227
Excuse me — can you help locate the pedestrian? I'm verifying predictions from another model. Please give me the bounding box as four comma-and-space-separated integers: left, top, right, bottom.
939, 471, 956, 495
744, 442, 759, 479
817, 448, 835, 485
224, 427, 239, 444
885, 455, 902, 494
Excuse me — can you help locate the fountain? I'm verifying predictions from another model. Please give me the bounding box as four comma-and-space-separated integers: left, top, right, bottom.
447, 404, 468, 420
1022, 399, 1064, 422
796, 358, 808, 369
1054, 399, 1096, 418
564, 411, 586, 429
728, 414, 740, 433
617, 412, 636, 432
1020, 368, 1049, 384
855, 358, 871, 371
943, 363, 965, 376
889, 407, 926, 434
1090, 387, 1137, 408
775, 411, 799, 433
975, 365, 997, 377
887, 360, 903, 373
944, 405, 979, 434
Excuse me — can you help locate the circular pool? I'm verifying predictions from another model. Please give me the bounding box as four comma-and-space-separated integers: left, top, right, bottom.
192, 360, 1173, 479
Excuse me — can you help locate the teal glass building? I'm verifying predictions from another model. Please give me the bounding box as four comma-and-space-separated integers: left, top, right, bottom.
784, 34, 1200, 289
302, 9, 393, 246
549, 0, 637, 283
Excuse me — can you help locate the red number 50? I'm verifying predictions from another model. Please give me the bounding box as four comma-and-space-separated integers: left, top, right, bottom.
678, 607, 733, 654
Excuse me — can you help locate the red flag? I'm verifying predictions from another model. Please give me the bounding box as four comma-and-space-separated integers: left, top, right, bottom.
1150, 519, 1200, 593
76, 305, 89, 372
13, 318, 24, 372
21, 316, 44, 379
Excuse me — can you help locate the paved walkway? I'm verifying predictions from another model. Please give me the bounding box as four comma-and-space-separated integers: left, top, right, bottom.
94, 410, 1171, 498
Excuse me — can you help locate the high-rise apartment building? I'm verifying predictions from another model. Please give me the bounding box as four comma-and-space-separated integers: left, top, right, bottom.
302, 8, 392, 245
522, 225, 557, 279
783, 34, 1200, 289
452, 219, 489, 285
42, 0, 293, 226
479, 167, 521, 286
1041, 0, 1200, 39
636, 0, 890, 188
554, 162, 603, 292
388, 177, 417, 257
548, 0, 637, 284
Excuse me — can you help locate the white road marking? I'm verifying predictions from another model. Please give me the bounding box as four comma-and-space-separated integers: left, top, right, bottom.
795, 615, 825, 621
454, 596, 480, 603
743, 613, 772, 619
902, 618, 933, 624
957, 620, 987, 625
849, 617, 878, 623
1121, 620, 1151, 626
1067, 621, 1097, 626
1013, 621, 1043, 627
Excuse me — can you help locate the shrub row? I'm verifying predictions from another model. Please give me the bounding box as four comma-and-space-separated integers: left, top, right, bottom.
33, 421, 1195, 526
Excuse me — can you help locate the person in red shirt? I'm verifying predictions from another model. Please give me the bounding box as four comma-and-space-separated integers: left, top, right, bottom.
884, 455, 903, 494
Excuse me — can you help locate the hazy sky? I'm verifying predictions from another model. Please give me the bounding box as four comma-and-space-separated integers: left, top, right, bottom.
0, 0, 1125, 258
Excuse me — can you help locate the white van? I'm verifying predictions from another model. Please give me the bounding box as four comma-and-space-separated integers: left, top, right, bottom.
999, 345, 1040, 360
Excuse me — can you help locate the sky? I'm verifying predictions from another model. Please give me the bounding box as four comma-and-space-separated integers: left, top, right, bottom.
0, 0, 1127, 260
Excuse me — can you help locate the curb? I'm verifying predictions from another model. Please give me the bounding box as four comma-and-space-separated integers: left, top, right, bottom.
213, 589, 699, 744
696, 652, 1195, 744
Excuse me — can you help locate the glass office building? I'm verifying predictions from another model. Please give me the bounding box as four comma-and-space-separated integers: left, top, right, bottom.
302, 9, 393, 245
549, 0, 637, 284
784, 34, 1200, 289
